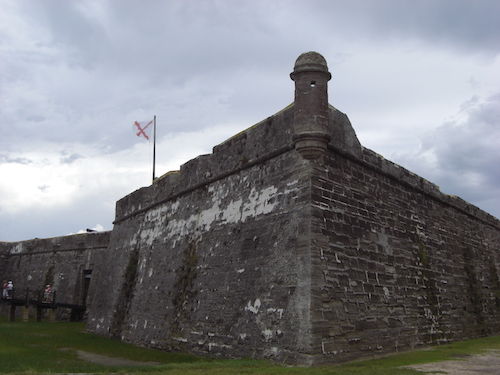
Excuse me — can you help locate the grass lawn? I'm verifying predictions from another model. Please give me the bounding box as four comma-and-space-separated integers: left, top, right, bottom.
1, 315, 500, 374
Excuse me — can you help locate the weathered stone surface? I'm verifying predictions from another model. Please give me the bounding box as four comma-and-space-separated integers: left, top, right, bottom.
87, 148, 316, 363
309, 150, 500, 364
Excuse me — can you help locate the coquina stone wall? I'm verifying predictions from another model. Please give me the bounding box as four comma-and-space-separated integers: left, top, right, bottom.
0, 231, 111, 320
308, 146, 500, 364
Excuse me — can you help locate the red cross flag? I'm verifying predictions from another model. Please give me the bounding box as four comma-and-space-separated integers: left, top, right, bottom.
133, 119, 154, 140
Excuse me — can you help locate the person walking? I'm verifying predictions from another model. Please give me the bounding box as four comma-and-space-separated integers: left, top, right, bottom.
6, 281, 13, 299
2, 280, 7, 299
43, 285, 52, 303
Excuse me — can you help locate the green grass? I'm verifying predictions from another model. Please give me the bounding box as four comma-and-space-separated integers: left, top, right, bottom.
0, 316, 204, 374
1, 315, 500, 374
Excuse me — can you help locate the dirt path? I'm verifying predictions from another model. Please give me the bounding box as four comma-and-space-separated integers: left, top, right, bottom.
405, 350, 500, 374
74, 348, 500, 373
76, 350, 161, 367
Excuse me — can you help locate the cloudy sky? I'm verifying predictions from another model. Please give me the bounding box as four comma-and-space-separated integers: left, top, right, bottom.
1, 0, 499, 242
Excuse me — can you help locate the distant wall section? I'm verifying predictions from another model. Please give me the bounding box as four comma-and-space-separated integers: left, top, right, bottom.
0, 231, 111, 320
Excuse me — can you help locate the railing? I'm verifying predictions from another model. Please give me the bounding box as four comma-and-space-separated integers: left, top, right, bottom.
1, 288, 85, 322
1, 288, 56, 306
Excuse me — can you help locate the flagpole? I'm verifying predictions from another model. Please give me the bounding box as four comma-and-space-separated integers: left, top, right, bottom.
152, 115, 156, 183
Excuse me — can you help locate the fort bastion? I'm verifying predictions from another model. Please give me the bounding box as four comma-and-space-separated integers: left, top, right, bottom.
2, 52, 500, 365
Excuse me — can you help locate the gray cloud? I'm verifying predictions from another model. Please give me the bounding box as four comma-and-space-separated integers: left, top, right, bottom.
368, 0, 500, 55
60, 152, 84, 164
394, 93, 500, 217
0, 199, 115, 241
423, 94, 499, 174
37, 185, 49, 192
1, 0, 499, 241
306, 0, 500, 56
0, 156, 33, 165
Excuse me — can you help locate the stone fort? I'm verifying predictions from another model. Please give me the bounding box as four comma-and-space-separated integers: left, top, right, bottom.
1, 52, 500, 366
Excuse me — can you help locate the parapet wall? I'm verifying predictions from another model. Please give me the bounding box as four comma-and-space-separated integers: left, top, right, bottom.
359, 147, 498, 225
114, 105, 295, 224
